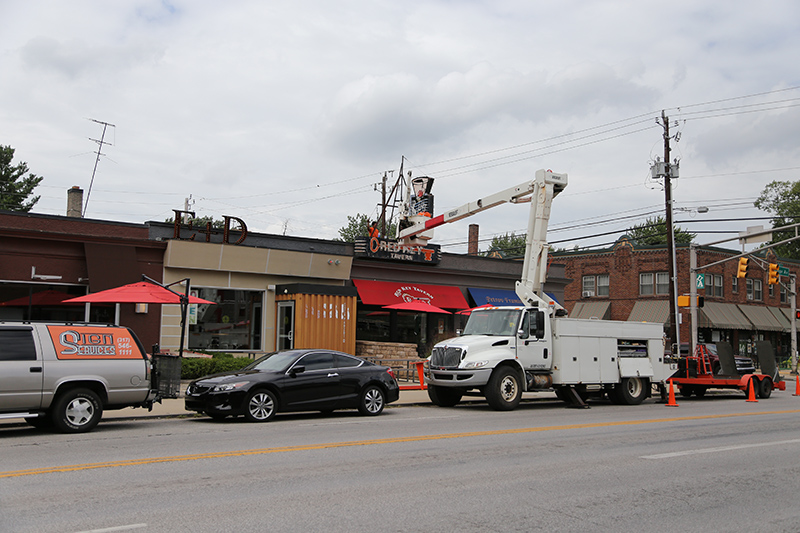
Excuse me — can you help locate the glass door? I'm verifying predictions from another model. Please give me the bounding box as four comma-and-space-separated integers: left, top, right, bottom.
277, 301, 295, 351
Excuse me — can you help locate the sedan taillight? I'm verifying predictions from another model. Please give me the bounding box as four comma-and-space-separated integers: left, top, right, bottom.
385, 367, 396, 380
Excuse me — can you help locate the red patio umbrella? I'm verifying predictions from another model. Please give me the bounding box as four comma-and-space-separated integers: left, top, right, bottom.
63, 281, 215, 305
63, 278, 215, 358
384, 301, 452, 314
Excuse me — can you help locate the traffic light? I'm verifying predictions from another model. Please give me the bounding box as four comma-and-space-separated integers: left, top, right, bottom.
736, 257, 749, 278
768, 263, 779, 285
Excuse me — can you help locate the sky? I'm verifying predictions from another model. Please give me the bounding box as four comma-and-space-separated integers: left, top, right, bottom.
2, 0, 799, 254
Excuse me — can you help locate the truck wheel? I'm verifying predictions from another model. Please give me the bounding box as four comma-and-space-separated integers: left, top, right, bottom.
679, 385, 693, 398
618, 377, 648, 405
486, 366, 522, 411
358, 385, 385, 416
694, 386, 707, 398
51, 388, 103, 433
244, 389, 277, 422
758, 377, 773, 399
428, 385, 463, 407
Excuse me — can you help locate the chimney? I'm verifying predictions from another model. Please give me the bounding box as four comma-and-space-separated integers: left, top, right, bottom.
468, 224, 479, 255
67, 186, 83, 218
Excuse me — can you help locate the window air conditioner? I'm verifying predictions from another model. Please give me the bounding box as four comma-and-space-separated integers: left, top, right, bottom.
582, 291, 594, 298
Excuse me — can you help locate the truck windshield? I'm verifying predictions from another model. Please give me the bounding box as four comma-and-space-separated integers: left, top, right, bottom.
462, 309, 520, 336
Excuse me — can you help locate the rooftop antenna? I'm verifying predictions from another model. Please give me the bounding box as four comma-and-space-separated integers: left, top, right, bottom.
84, 118, 116, 217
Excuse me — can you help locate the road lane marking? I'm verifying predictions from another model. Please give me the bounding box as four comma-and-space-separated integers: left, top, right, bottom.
75, 524, 147, 532
641, 438, 800, 459
3, 409, 799, 478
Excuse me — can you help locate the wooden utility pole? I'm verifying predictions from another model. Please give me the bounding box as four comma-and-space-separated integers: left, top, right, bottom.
661, 110, 680, 354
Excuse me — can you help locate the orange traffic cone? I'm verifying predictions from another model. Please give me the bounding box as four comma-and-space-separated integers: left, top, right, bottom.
665, 379, 679, 407
793, 375, 800, 397
746, 377, 758, 402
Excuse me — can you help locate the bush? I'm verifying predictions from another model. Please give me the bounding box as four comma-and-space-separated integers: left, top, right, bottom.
181, 356, 252, 380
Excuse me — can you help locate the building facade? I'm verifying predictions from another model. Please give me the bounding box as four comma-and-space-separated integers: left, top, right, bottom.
554, 237, 798, 361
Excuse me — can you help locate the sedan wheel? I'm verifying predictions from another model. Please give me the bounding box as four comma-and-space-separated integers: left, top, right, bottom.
244, 390, 277, 422
358, 386, 385, 416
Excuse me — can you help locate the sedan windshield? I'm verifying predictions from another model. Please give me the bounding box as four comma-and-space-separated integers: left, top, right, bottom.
462, 309, 520, 336
245, 351, 299, 372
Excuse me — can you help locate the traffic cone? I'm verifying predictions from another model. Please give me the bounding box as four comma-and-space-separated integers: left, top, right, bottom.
793, 375, 800, 397
665, 379, 679, 407
746, 377, 758, 403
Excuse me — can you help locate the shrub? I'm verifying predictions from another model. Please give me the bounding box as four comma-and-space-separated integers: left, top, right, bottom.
181, 356, 252, 380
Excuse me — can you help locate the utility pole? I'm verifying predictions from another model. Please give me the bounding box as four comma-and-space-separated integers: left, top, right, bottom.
655, 110, 680, 355
84, 118, 115, 217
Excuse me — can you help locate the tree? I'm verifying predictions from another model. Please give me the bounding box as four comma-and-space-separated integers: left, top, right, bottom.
336, 213, 396, 242
625, 216, 695, 246
485, 232, 527, 257
165, 214, 226, 229
0, 145, 43, 212
755, 180, 800, 259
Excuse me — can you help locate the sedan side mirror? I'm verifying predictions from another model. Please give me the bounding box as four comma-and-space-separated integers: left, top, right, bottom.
290, 365, 305, 376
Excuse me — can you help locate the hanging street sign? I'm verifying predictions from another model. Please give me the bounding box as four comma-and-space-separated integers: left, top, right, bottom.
779, 265, 790, 276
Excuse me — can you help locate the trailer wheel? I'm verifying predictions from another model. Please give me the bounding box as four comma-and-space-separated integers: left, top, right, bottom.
51, 388, 103, 433
679, 385, 693, 398
486, 366, 522, 411
694, 386, 707, 398
618, 377, 648, 405
758, 377, 773, 399
428, 385, 463, 407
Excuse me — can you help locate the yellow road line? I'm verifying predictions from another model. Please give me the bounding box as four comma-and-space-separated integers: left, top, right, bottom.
3, 409, 798, 478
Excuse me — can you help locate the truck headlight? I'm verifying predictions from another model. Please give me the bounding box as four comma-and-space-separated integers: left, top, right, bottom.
463, 360, 489, 369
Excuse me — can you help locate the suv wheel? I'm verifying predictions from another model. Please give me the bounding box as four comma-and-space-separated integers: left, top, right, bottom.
52, 388, 103, 433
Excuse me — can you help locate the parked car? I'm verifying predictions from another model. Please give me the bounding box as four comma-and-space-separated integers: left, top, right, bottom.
679, 343, 756, 376
185, 349, 399, 422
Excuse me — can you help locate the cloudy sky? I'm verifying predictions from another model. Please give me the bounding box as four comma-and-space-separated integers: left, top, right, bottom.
2, 1, 799, 253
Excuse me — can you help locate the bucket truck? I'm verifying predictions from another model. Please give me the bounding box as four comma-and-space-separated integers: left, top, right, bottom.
398, 169, 675, 410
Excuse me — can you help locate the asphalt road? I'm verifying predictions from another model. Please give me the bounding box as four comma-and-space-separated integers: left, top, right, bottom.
2, 391, 800, 533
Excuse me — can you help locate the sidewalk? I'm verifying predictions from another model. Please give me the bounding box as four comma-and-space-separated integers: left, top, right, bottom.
101, 382, 436, 420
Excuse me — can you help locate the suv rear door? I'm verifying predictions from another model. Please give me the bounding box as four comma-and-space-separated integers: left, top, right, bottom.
0, 326, 44, 411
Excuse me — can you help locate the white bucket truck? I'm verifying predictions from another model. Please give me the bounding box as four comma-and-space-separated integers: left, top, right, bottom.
397, 169, 674, 410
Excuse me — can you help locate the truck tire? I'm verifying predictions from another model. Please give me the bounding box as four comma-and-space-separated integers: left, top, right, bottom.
485, 366, 522, 411
617, 377, 648, 405
428, 385, 463, 407
758, 377, 773, 399
51, 388, 103, 433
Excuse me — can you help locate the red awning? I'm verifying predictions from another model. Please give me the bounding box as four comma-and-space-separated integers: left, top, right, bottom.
353, 279, 468, 309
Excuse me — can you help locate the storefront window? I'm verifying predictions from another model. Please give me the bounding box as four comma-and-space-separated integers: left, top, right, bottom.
0, 283, 113, 323
188, 288, 263, 351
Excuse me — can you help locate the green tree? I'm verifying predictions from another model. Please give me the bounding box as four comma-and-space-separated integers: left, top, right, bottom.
755, 180, 800, 259
0, 145, 43, 212
336, 213, 396, 242
165, 214, 226, 229
485, 232, 527, 257
626, 216, 695, 246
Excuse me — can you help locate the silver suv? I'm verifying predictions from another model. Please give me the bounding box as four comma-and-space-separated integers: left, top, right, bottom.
0, 321, 172, 433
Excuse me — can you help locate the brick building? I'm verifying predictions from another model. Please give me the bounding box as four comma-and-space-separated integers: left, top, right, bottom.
553, 236, 799, 361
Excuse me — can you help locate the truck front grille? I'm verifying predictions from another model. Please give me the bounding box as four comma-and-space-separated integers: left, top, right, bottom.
431, 346, 463, 367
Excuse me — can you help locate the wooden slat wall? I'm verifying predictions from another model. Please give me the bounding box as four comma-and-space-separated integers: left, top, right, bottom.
276, 293, 357, 354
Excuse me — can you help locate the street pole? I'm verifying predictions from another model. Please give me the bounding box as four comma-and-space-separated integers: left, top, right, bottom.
792, 275, 797, 375
662, 111, 680, 355
690, 244, 698, 356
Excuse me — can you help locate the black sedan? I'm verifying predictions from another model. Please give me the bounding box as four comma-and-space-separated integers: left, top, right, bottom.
185, 349, 400, 422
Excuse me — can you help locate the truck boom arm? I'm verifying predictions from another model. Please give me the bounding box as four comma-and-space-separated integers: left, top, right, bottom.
398, 169, 567, 312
